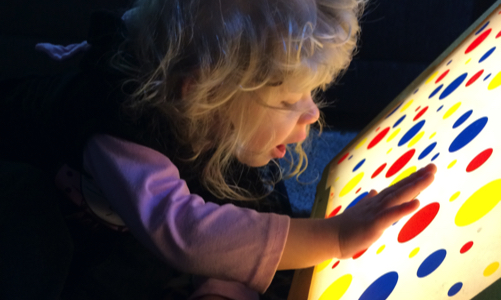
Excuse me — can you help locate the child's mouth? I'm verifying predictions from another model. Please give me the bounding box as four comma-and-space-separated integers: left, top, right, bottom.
274, 144, 286, 158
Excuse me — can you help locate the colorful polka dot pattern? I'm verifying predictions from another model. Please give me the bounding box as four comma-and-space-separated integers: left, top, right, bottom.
309, 7, 501, 300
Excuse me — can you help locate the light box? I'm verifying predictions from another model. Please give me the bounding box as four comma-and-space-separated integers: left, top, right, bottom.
289, 1, 501, 299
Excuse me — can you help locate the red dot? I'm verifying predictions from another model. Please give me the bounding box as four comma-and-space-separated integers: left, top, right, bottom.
435, 69, 450, 84
466, 148, 493, 172
352, 248, 368, 259
398, 202, 440, 243
372, 163, 387, 179
367, 127, 391, 150
460, 241, 473, 254
466, 70, 484, 87
338, 152, 349, 164
355, 187, 361, 194
413, 106, 428, 121
386, 149, 416, 178
415, 105, 421, 112
376, 126, 380, 132
465, 28, 492, 54
330, 192, 334, 197
332, 261, 340, 269
327, 205, 342, 218
497, 31, 501, 38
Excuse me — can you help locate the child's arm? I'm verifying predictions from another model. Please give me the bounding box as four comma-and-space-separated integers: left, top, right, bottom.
83, 134, 289, 296
83, 133, 435, 296
278, 163, 436, 270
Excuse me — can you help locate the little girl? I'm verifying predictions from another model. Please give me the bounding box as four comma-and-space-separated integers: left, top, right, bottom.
0, 0, 437, 299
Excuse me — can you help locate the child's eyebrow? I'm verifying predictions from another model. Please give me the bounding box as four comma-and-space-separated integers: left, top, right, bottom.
266, 81, 283, 87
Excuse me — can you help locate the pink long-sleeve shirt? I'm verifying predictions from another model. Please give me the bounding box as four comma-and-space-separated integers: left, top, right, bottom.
79, 134, 291, 299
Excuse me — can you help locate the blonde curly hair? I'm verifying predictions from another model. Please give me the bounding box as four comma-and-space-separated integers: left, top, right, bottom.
116, 0, 366, 200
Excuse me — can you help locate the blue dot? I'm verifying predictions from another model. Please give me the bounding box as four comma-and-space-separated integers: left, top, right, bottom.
346, 191, 369, 210
437, 105, 444, 112
398, 120, 425, 147
417, 249, 447, 278
447, 60, 452, 66
353, 159, 366, 172
448, 282, 463, 297
359, 271, 399, 300
413, 89, 419, 94
429, 85, 444, 99
348, 155, 353, 160
431, 153, 440, 161
393, 115, 406, 128
449, 117, 488, 152
439, 73, 468, 100
475, 21, 490, 35
484, 74, 492, 81
479, 47, 496, 63
453, 110, 473, 129
419, 142, 437, 160
386, 102, 403, 119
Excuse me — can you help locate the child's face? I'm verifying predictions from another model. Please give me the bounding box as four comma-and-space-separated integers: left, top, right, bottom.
236, 87, 320, 167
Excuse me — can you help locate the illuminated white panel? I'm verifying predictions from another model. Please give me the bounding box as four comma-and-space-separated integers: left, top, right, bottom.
308, 4, 501, 300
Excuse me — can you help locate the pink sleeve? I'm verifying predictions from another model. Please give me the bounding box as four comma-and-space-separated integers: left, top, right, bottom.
82, 134, 290, 294
189, 277, 260, 300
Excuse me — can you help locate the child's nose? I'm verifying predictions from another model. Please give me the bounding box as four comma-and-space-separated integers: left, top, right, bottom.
299, 102, 320, 125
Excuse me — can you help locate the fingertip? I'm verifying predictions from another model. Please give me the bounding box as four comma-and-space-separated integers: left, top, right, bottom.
411, 198, 420, 207
426, 163, 438, 174
406, 199, 420, 212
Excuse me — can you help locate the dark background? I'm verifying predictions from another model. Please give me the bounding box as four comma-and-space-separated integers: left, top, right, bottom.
0, 0, 498, 130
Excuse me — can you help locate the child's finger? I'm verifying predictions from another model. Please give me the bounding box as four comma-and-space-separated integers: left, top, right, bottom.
377, 164, 436, 200
358, 189, 378, 203
377, 198, 421, 228
379, 164, 436, 203
385, 171, 435, 210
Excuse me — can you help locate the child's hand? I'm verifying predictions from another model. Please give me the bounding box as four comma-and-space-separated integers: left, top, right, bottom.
278, 163, 436, 270
333, 163, 437, 259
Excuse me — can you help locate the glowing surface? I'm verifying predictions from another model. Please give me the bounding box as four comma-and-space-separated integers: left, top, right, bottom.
309, 6, 501, 300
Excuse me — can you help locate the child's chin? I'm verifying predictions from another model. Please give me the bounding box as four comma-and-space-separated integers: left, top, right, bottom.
237, 155, 271, 168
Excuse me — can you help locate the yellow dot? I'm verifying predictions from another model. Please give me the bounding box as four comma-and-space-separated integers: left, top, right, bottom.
426, 71, 439, 84
390, 166, 417, 186
448, 159, 457, 169
335, 177, 339, 182
455, 179, 501, 227
488, 71, 501, 90
408, 131, 424, 148
387, 128, 400, 142
355, 137, 367, 150
339, 173, 364, 197
318, 274, 353, 300
450, 191, 460, 202
377, 245, 385, 254
400, 100, 414, 113
429, 132, 436, 139
465, 58, 472, 65
316, 259, 332, 272
409, 247, 420, 258
387, 148, 393, 155
484, 262, 499, 277
443, 102, 461, 120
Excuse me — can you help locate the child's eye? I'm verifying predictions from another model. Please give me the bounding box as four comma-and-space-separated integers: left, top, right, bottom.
281, 101, 296, 108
